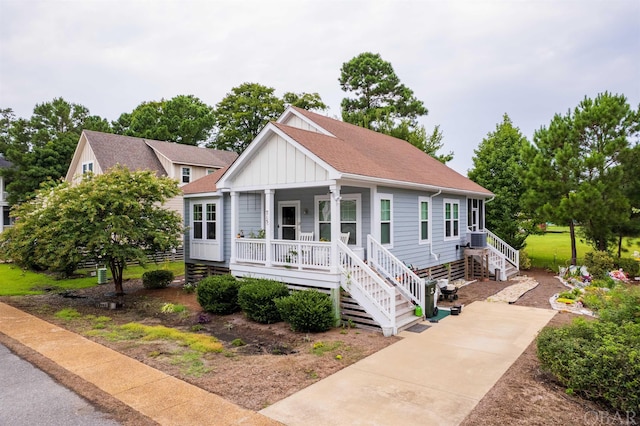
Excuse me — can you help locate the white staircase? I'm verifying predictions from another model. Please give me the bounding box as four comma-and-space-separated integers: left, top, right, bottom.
337, 238, 424, 336
486, 229, 520, 281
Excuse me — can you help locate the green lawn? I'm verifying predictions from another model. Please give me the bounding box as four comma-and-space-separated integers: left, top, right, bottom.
0, 261, 184, 296
525, 226, 640, 270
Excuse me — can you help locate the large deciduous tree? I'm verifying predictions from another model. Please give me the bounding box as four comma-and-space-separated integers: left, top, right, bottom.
112, 95, 215, 146
209, 83, 284, 153
468, 114, 530, 249
0, 98, 111, 204
523, 92, 639, 262
208, 83, 328, 154
339, 52, 452, 163
0, 166, 183, 295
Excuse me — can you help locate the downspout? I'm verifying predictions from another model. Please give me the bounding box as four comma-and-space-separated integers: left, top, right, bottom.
429, 190, 442, 261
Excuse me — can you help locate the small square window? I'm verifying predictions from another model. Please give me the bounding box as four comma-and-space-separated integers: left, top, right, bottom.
181, 167, 191, 184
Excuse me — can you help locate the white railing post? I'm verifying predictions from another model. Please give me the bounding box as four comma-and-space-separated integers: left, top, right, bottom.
265, 189, 274, 267
366, 235, 425, 316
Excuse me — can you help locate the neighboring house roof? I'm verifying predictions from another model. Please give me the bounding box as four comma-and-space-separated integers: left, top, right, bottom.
282, 107, 492, 195
0, 157, 12, 168
145, 140, 238, 168
82, 130, 167, 176
66, 130, 238, 181
182, 166, 229, 195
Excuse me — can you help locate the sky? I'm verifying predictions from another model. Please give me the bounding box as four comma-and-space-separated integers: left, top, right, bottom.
1, 0, 639, 176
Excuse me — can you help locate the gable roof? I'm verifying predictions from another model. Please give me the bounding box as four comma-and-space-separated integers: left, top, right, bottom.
182, 166, 229, 195
70, 131, 238, 180
276, 107, 492, 195
82, 130, 167, 176
145, 139, 238, 168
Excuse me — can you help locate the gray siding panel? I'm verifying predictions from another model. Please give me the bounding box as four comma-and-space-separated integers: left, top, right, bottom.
377, 187, 469, 270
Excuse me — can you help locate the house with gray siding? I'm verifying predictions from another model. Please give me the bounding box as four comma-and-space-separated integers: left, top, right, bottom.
183, 107, 519, 335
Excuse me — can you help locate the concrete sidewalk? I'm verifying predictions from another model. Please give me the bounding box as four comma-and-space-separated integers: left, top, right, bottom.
260, 301, 556, 426
0, 302, 280, 426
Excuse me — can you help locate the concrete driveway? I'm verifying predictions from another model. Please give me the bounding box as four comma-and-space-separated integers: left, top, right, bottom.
260, 301, 556, 426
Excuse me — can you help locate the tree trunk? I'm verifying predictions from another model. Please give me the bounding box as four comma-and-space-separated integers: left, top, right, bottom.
109, 260, 125, 296
617, 234, 623, 258
569, 220, 577, 266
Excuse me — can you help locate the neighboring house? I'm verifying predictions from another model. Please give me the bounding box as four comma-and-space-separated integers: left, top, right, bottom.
182, 107, 519, 335
0, 157, 12, 233
65, 130, 238, 219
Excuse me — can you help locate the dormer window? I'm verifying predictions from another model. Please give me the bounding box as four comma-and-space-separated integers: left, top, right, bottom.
181, 167, 191, 184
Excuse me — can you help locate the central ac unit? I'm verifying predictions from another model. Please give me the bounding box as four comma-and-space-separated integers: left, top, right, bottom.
469, 231, 487, 248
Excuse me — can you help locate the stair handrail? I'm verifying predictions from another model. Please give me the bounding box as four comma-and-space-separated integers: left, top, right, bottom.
485, 229, 519, 269
367, 235, 425, 315
337, 240, 396, 335
486, 247, 507, 281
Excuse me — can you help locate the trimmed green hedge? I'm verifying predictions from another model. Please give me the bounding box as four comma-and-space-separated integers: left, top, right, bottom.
275, 289, 335, 332
237, 279, 289, 324
142, 270, 174, 289
196, 274, 241, 314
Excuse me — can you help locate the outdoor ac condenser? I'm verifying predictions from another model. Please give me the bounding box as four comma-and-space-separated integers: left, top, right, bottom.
469, 231, 487, 248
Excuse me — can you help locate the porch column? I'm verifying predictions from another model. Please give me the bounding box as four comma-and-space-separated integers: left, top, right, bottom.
230, 191, 238, 264
330, 184, 341, 273
265, 189, 274, 267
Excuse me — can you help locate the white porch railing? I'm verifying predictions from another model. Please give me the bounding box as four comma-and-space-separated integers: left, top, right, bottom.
235, 238, 331, 270
486, 229, 519, 269
337, 240, 396, 336
367, 235, 425, 316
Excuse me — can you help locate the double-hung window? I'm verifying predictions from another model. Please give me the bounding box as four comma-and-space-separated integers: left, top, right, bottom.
193, 204, 203, 239
206, 203, 216, 239
444, 199, 460, 239
315, 194, 360, 245
380, 197, 392, 245
181, 167, 191, 184
419, 197, 430, 243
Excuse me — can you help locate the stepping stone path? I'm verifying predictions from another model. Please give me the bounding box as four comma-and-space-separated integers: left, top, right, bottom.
486, 276, 539, 303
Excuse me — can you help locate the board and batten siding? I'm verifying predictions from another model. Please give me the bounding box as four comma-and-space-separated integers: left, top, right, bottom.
376, 187, 468, 270
233, 134, 329, 188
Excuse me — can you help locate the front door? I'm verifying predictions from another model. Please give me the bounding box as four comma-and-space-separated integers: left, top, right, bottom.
279, 201, 299, 240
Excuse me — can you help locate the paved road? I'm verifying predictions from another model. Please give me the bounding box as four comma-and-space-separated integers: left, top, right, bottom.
0, 343, 120, 426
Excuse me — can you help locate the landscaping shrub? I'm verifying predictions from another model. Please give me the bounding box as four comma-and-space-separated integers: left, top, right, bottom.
196, 274, 241, 314
583, 251, 614, 279
537, 318, 640, 412
275, 289, 335, 332
142, 270, 174, 289
538, 285, 640, 411
518, 249, 531, 270
237, 279, 289, 324
616, 257, 640, 277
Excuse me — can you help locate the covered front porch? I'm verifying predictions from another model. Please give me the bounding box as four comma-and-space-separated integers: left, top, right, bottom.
228, 183, 368, 287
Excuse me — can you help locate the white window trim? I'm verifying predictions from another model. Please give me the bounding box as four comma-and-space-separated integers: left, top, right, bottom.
181, 166, 192, 184
418, 196, 431, 245
314, 193, 362, 246
376, 193, 393, 247
190, 199, 221, 242
82, 161, 94, 174
443, 198, 460, 241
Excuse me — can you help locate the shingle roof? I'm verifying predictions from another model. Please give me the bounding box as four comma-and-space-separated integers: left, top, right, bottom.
182, 166, 229, 195
83, 130, 167, 176
145, 140, 238, 168
83, 131, 238, 176
0, 157, 12, 169
278, 108, 492, 195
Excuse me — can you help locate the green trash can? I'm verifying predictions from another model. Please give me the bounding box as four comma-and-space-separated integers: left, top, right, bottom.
425, 280, 438, 318
97, 268, 107, 285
